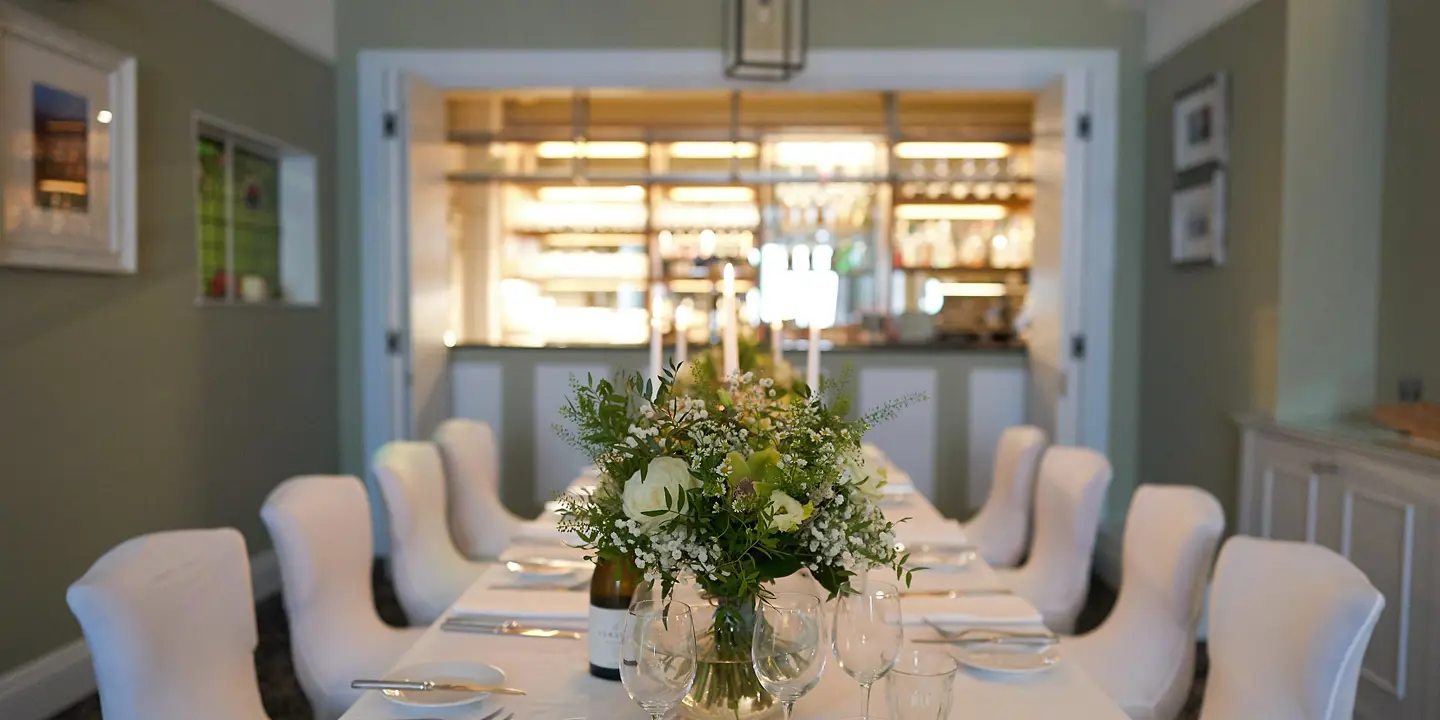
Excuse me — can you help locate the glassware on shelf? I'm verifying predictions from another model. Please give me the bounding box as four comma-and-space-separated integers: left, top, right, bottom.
960, 159, 978, 178
994, 183, 1014, 200
984, 159, 1004, 178
959, 232, 990, 268
972, 183, 994, 200
949, 182, 971, 200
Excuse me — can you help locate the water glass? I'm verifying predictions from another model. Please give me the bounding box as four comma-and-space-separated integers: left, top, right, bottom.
886, 649, 958, 720
832, 581, 903, 719
752, 593, 826, 720
622, 600, 698, 720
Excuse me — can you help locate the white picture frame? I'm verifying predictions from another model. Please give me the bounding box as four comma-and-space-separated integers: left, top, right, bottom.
1171, 168, 1227, 266
0, 4, 137, 274
1173, 72, 1228, 172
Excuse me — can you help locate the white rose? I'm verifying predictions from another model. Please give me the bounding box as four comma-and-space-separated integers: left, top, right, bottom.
768, 491, 806, 532
840, 452, 887, 500
622, 457, 699, 531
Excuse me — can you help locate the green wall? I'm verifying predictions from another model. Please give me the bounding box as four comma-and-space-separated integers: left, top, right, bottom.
0, 0, 337, 673
334, 0, 1149, 544
1379, 0, 1440, 404
1273, 0, 1387, 421
1141, 0, 1286, 524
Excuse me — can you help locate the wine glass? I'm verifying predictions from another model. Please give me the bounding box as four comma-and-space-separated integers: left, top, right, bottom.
621, 600, 698, 720
832, 581, 903, 719
886, 649, 958, 720
751, 593, 827, 720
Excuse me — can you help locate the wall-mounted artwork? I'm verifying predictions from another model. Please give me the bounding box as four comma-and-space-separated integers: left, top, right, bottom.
1173, 72, 1229, 172
0, 5, 137, 274
1171, 168, 1227, 265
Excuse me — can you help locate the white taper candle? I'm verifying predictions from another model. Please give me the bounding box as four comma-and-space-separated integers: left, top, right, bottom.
722, 263, 739, 378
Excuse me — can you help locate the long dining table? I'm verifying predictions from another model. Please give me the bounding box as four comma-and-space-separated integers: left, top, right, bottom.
341, 458, 1126, 720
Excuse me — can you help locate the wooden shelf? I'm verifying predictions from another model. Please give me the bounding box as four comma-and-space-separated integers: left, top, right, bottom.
896, 265, 1030, 273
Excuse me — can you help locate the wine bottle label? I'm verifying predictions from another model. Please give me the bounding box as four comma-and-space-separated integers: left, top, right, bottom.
588, 606, 628, 670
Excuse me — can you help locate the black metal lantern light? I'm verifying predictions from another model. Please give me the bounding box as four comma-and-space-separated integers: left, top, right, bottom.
724, 0, 808, 81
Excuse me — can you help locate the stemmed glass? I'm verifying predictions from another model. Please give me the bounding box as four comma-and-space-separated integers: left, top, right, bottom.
832, 581, 903, 719
621, 600, 698, 720
751, 593, 827, 720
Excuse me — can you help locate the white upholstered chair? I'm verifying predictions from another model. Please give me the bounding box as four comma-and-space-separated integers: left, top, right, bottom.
66, 529, 270, 720
373, 441, 489, 624
961, 425, 1047, 567
1199, 536, 1384, 720
1065, 485, 1225, 719
434, 418, 524, 560
994, 446, 1112, 633
261, 475, 424, 720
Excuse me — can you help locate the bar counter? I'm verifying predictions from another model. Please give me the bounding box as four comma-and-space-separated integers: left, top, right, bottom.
449, 340, 1028, 521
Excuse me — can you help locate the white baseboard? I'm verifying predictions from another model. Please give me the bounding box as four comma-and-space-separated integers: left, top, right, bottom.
0, 549, 281, 720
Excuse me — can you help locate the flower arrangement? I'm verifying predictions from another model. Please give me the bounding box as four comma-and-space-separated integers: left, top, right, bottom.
555, 364, 922, 717
557, 367, 918, 601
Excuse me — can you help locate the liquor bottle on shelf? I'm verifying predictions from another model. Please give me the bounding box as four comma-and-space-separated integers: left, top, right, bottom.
588, 557, 640, 680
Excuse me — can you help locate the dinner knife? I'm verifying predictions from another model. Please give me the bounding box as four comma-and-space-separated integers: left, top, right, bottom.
913, 634, 1057, 646
350, 679, 527, 695
441, 621, 583, 640
900, 588, 1014, 598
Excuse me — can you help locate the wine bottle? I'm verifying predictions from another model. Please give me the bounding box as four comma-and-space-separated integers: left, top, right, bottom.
588, 557, 639, 680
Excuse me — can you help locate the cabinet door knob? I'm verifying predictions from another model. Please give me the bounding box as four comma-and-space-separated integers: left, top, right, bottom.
1311, 461, 1339, 475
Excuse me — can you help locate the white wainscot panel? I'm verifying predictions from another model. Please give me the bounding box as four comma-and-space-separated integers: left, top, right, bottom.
860, 368, 938, 500
967, 368, 1027, 511
450, 360, 505, 481
535, 364, 609, 505
1343, 486, 1416, 704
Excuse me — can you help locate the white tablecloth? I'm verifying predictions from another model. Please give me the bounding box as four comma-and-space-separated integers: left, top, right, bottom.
341, 468, 1126, 720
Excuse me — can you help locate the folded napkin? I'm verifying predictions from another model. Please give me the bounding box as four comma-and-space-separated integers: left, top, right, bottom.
882, 483, 916, 497
499, 543, 593, 565
884, 466, 914, 486
894, 519, 968, 548
451, 566, 590, 620
900, 595, 1042, 626
511, 520, 581, 547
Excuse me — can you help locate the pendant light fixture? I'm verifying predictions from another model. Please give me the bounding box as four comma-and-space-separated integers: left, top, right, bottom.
723, 0, 808, 81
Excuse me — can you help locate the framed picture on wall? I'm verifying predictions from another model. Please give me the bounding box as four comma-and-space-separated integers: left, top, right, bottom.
1173, 72, 1229, 172
1171, 168, 1227, 266
0, 5, 137, 274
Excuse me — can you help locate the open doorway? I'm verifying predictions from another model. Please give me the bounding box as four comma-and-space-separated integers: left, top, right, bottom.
357, 49, 1118, 542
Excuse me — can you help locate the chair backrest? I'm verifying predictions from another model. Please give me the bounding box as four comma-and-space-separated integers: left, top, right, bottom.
373, 440, 478, 624
1202, 536, 1384, 720
434, 418, 521, 559
66, 529, 269, 720
1092, 484, 1225, 716
261, 475, 390, 715
964, 425, 1047, 567
1014, 446, 1112, 628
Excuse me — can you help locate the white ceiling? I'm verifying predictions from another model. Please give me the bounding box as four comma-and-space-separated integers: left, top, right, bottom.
201, 0, 1252, 69
1144, 0, 1265, 64
210, 0, 335, 62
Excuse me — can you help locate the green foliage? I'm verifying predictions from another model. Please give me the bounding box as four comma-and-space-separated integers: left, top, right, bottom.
555, 359, 926, 603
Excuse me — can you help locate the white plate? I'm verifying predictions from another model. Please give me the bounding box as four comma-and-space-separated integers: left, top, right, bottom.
504, 560, 583, 581
379, 661, 506, 708
955, 644, 1061, 675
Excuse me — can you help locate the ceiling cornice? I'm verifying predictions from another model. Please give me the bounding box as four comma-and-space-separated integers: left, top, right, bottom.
209, 0, 335, 64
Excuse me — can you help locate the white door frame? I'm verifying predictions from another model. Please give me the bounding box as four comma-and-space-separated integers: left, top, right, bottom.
356, 48, 1119, 472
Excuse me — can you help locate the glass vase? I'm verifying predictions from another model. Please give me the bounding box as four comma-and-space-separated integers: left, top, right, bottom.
681, 595, 779, 720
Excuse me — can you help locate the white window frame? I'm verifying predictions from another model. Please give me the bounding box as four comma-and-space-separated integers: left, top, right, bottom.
192, 112, 320, 307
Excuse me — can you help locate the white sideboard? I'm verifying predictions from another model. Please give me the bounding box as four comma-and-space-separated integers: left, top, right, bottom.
1237, 417, 1440, 720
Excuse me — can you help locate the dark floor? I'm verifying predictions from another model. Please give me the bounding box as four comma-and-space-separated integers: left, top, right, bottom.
50, 570, 1206, 719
